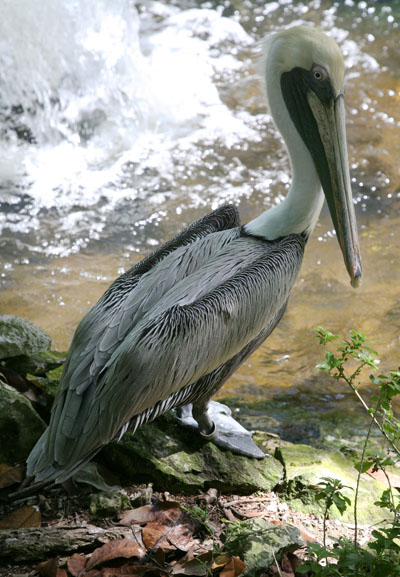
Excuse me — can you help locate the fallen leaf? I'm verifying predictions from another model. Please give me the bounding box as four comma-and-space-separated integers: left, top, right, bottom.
142, 521, 195, 552
0, 504, 41, 529
220, 556, 246, 577
120, 502, 183, 526
101, 564, 149, 576
171, 551, 213, 576
0, 463, 24, 488
86, 539, 146, 570
36, 558, 58, 577
282, 552, 303, 573
56, 570, 68, 577
67, 552, 87, 576
81, 571, 101, 577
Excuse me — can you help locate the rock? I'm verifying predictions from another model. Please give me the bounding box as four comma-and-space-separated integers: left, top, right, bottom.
0, 379, 46, 463
100, 415, 283, 495
224, 517, 303, 577
5, 350, 65, 376
0, 315, 51, 359
89, 491, 131, 517
275, 443, 389, 524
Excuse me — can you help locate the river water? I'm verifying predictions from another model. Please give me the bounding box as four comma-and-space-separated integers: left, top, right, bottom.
0, 0, 399, 424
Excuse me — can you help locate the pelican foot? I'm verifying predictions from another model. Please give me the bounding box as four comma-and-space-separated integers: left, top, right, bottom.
174, 401, 265, 459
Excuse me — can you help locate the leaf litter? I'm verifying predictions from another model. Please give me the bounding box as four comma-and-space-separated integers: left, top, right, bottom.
0, 484, 370, 576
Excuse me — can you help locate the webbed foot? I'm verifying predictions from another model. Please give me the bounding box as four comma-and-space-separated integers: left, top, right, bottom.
174, 401, 265, 459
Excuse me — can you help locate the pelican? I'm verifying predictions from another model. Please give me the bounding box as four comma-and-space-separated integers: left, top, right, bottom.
27, 26, 361, 485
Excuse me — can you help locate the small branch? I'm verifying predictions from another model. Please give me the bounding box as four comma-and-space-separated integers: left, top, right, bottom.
0, 524, 137, 562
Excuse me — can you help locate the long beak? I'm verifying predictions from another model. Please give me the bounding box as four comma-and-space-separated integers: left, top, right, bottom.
307, 91, 362, 287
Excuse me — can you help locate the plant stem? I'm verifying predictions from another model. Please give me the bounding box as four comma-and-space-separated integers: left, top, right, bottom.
338, 367, 400, 456
354, 392, 382, 549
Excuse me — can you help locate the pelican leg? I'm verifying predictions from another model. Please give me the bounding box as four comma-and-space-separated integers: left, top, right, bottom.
192, 399, 216, 440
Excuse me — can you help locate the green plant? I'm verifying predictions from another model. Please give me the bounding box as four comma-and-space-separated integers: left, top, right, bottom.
297, 328, 400, 576
314, 477, 352, 549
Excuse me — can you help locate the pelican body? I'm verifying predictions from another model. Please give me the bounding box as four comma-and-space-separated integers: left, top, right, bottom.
27, 26, 362, 484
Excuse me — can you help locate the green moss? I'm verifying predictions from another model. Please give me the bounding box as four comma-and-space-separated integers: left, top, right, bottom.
0, 379, 46, 463
0, 315, 51, 359
224, 518, 303, 577
275, 443, 389, 524
100, 415, 283, 495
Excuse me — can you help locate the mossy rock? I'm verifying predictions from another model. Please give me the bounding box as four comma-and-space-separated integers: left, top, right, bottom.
275, 443, 389, 524
100, 416, 283, 494
0, 315, 51, 359
0, 379, 46, 463
5, 350, 66, 377
89, 491, 132, 516
224, 517, 303, 577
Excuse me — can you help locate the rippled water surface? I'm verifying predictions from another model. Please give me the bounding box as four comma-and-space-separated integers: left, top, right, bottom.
1, 0, 399, 422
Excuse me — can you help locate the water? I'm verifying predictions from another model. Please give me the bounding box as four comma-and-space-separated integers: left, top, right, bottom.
0, 0, 399, 426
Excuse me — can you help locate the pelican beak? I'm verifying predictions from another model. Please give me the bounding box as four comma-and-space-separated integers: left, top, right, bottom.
307, 90, 362, 287
281, 69, 362, 287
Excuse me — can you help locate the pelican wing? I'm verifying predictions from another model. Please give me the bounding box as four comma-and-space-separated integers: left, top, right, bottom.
49, 233, 305, 474
27, 205, 239, 480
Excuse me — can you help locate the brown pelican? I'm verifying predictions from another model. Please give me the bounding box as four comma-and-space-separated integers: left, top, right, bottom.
27, 26, 361, 485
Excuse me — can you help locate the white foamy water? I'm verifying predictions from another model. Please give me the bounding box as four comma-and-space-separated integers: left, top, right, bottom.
0, 0, 256, 256
0, 0, 397, 260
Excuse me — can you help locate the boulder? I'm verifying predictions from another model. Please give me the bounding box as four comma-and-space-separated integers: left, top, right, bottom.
0, 379, 46, 463
0, 315, 51, 359
275, 443, 389, 524
5, 350, 65, 377
224, 517, 303, 577
100, 415, 283, 495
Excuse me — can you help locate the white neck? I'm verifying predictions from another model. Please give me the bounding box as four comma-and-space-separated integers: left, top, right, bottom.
245, 65, 324, 240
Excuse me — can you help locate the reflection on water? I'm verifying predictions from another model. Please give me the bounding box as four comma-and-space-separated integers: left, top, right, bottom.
0, 0, 399, 420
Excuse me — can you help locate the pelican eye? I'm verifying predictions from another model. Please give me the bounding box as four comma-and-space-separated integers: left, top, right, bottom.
311, 64, 329, 83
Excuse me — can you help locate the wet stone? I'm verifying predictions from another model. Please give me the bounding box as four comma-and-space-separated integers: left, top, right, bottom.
0, 379, 46, 463
0, 315, 51, 360
224, 517, 303, 577
99, 415, 283, 495
275, 443, 389, 524
89, 491, 131, 517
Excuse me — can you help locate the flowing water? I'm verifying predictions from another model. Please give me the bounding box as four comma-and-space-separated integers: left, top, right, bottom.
0, 0, 399, 426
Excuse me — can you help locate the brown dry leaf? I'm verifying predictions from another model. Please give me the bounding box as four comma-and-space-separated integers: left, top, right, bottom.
36, 557, 58, 577
81, 570, 101, 577
142, 521, 195, 552
289, 552, 303, 572
282, 552, 303, 573
56, 570, 68, 577
171, 551, 213, 576
67, 552, 87, 576
219, 556, 246, 577
101, 564, 149, 576
0, 463, 24, 488
86, 539, 146, 570
0, 504, 41, 529
120, 501, 184, 526
142, 523, 177, 552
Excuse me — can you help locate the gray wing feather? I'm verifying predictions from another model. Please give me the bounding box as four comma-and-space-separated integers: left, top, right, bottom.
27, 205, 240, 480
48, 234, 304, 473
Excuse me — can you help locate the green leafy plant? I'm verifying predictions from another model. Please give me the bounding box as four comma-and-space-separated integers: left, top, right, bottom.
314, 477, 352, 549
298, 328, 400, 576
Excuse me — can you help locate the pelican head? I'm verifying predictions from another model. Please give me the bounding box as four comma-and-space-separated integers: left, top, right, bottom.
262, 26, 362, 287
